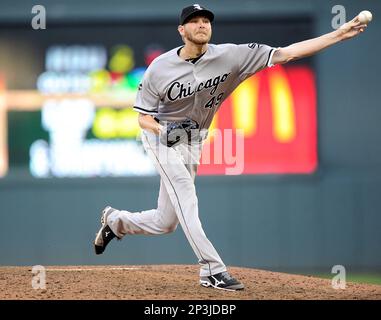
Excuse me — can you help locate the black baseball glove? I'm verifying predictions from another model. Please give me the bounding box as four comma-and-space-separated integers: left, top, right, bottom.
159, 118, 201, 147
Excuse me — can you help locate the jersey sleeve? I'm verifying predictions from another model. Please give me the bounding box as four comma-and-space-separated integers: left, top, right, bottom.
133, 67, 160, 115
235, 43, 278, 81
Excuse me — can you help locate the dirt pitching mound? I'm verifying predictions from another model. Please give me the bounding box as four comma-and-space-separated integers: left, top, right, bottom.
0, 265, 380, 300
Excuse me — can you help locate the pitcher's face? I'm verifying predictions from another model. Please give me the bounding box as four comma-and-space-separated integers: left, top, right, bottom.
179, 16, 212, 45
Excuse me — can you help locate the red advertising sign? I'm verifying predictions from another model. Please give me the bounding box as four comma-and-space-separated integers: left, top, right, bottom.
198, 64, 317, 175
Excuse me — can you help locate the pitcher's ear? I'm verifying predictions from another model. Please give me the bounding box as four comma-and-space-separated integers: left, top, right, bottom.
178, 25, 184, 35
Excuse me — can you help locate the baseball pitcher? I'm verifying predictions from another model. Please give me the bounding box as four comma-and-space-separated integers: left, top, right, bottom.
94, 4, 368, 291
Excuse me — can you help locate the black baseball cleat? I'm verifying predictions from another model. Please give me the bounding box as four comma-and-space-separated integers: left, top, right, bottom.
200, 271, 244, 291
94, 206, 119, 255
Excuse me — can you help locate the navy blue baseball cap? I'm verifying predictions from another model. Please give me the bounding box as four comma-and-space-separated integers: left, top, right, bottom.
180, 4, 214, 25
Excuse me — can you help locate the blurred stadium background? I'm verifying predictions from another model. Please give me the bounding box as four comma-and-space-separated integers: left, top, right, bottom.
0, 0, 380, 285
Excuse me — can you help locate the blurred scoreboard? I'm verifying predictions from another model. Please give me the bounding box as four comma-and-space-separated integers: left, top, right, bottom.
0, 18, 317, 178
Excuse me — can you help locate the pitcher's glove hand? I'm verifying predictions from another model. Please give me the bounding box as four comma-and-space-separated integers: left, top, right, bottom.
160, 118, 200, 147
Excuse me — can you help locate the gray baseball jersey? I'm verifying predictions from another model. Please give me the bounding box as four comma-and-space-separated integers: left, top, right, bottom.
133, 43, 276, 129
104, 42, 277, 279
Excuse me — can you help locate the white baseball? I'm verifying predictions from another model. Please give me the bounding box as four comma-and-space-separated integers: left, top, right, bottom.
358, 10, 373, 24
